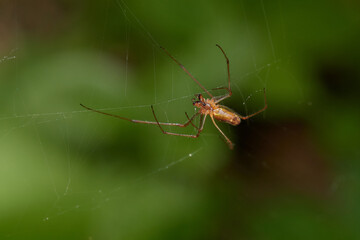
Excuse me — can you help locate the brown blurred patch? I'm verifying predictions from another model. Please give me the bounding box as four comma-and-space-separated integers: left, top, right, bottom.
0, 0, 17, 53
317, 59, 360, 99
225, 121, 333, 201
0, 0, 70, 52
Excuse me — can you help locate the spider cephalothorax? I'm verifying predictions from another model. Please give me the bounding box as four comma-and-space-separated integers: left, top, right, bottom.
192, 94, 213, 112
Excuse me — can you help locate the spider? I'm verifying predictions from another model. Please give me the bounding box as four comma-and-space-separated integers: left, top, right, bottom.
80, 45, 267, 149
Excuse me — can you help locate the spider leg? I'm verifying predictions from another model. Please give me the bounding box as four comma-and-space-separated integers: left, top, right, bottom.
215, 44, 232, 103
152, 105, 207, 138
210, 114, 234, 149
160, 46, 213, 98
185, 112, 200, 130
80, 103, 199, 128
240, 88, 267, 120
211, 87, 232, 103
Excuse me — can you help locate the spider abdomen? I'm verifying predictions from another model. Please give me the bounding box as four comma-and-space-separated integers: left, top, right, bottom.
213, 106, 241, 126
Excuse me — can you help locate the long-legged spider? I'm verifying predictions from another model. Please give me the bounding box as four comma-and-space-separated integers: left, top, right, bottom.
80, 45, 267, 149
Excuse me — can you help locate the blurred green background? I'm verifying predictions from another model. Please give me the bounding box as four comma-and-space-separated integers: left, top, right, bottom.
1, 0, 360, 239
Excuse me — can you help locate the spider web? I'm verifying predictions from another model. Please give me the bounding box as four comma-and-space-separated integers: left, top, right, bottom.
0, 0, 310, 239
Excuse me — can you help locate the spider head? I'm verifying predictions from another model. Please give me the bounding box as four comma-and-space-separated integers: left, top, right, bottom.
192, 94, 206, 108
192, 94, 204, 102
193, 101, 206, 109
